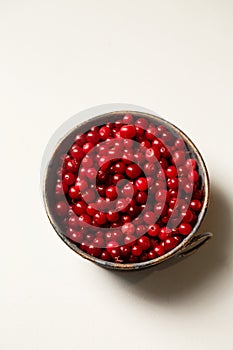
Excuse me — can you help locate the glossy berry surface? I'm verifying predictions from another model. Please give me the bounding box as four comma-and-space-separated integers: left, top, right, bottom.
47, 112, 205, 265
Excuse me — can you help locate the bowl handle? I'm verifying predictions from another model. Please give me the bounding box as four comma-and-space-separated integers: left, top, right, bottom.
178, 232, 213, 258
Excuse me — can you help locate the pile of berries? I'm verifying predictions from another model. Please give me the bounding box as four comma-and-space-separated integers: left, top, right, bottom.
52, 113, 203, 264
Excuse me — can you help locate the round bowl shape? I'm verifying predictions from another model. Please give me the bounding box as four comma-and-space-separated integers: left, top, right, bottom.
42, 108, 210, 270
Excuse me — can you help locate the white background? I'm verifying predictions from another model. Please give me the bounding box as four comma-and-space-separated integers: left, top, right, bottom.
1, 1, 233, 349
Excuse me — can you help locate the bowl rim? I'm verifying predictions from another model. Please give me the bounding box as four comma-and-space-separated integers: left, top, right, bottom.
43, 110, 210, 271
